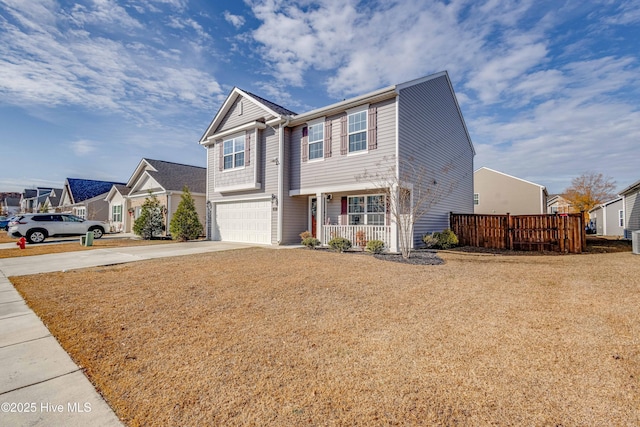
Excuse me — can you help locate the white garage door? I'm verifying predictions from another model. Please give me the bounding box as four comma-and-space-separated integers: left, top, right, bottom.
215, 200, 271, 244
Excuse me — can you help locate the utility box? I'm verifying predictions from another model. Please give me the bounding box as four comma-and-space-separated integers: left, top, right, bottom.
633, 230, 640, 255
81, 231, 94, 247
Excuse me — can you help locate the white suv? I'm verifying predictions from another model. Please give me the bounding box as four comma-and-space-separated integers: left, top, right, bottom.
8, 213, 107, 244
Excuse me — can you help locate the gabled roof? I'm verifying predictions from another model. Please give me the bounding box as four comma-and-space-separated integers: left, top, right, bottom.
619, 178, 640, 196
45, 188, 63, 207
241, 89, 297, 116
588, 196, 623, 213
475, 167, 547, 192
199, 87, 296, 143
23, 189, 37, 199
127, 159, 206, 194
66, 178, 126, 204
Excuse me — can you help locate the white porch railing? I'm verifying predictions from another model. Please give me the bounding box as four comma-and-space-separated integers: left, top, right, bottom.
323, 225, 391, 249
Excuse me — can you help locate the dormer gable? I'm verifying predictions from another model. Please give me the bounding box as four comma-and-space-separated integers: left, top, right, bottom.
199, 87, 296, 145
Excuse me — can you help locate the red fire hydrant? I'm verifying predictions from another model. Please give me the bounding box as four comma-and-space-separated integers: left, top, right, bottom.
16, 237, 26, 250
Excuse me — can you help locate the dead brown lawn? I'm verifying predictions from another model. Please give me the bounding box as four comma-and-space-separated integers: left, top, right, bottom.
0, 236, 178, 259
11, 248, 640, 426
0, 230, 15, 243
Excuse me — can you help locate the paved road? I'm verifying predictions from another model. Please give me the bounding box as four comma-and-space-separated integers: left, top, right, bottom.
0, 240, 256, 426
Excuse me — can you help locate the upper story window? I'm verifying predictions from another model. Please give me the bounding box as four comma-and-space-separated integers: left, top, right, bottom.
619, 210, 624, 227
348, 110, 367, 153
223, 135, 245, 170
308, 122, 324, 160
473, 193, 479, 205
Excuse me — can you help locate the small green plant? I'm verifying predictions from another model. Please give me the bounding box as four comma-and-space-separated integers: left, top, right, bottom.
302, 236, 320, 249
365, 239, 385, 254
328, 237, 352, 253
423, 229, 458, 249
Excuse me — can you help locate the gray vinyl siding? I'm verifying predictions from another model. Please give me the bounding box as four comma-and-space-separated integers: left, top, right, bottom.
289, 98, 397, 192
397, 75, 474, 245
625, 190, 640, 238
214, 96, 274, 134
280, 128, 309, 244
604, 199, 624, 237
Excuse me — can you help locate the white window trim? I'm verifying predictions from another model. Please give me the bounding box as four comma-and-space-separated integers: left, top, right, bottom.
474, 193, 479, 205
619, 209, 624, 227
347, 194, 386, 225
346, 105, 368, 155
112, 204, 123, 223
222, 133, 246, 171
307, 117, 325, 162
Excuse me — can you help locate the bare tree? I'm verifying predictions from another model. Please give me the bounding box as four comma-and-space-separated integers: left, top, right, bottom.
356, 156, 456, 259
562, 171, 617, 213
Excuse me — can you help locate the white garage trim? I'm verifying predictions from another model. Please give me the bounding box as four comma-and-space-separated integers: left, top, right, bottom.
214, 200, 272, 244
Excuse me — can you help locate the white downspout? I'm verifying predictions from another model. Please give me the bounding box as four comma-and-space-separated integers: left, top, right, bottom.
277, 116, 290, 244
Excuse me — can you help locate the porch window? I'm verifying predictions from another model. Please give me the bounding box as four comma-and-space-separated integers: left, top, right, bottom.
348, 110, 367, 153
308, 122, 324, 160
223, 135, 245, 170
348, 195, 385, 225
75, 207, 86, 219
112, 205, 122, 222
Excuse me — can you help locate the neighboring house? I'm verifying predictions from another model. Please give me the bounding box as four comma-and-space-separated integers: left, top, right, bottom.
474, 167, 548, 215
36, 188, 63, 212
588, 197, 624, 237
199, 71, 475, 251
59, 178, 125, 221
105, 159, 206, 235
0, 192, 21, 215
619, 178, 640, 239
2, 197, 21, 215
20, 188, 52, 213
547, 194, 573, 214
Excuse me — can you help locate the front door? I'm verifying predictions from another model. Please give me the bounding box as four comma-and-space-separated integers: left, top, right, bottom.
310, 197, 317, 238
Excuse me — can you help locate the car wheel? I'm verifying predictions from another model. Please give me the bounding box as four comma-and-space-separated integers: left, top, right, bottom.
90, 227, 104, 239
26, 229, 46, 244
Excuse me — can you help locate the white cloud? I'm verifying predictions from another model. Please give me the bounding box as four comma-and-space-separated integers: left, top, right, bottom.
242, 1, 640, 191
224, 11, 245, 28
71, 139, 97, 156
0, 0, 223, 123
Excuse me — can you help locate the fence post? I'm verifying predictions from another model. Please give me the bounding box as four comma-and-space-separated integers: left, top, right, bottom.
506, 213, 513, 250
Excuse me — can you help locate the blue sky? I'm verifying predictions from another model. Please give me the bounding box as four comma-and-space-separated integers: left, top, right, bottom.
1, 0, 639, 194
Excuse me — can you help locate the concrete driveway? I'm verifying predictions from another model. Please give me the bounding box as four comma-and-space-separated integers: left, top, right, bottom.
0, 240, 256, 426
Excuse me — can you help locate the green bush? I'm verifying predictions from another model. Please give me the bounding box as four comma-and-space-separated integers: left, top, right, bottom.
302, 236, 320, 249
423, 229, 458, 249
328, 237, 352, 253
365, 239, 385, 254
169, 186, 203, 241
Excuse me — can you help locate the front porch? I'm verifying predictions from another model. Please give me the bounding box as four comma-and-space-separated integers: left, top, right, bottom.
323, 224, 391, 249
305, 190, 398, 252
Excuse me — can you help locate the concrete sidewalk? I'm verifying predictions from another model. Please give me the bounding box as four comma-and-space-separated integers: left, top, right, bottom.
0, 240, 256, 426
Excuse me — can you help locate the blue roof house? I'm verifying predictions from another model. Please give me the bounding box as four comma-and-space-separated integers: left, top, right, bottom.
60, 178, 125, 221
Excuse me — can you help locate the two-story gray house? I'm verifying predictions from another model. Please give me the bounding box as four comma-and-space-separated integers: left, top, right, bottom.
199, 71, 475, 252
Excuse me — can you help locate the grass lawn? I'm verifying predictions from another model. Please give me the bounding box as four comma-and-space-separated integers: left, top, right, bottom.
0, 231, 179, 259
10, 247, 639, 426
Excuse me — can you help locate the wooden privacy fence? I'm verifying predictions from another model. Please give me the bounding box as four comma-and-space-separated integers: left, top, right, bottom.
450, 212, 587, 254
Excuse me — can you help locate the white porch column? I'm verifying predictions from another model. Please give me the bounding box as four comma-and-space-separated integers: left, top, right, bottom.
316, 192, 324, 244
389, 185, 399, 253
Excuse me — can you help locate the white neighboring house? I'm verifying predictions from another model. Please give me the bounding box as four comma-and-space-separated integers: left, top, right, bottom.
619, 179, 640, 239
588, 197, 624, 237
105, 159, 206, 235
